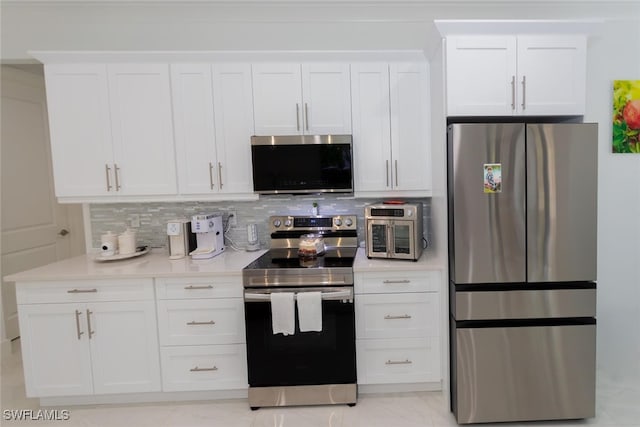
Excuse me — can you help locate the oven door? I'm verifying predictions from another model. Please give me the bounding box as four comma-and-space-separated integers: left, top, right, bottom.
244, 287, 356, 387
367, 219, 416, 259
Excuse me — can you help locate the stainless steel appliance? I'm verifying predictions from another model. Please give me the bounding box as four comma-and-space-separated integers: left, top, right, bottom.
365, 202, 423, 261
250, 135, 353, 194
448, 123, 598, 424
166, 219, 197, 259
242, 215, 358, 409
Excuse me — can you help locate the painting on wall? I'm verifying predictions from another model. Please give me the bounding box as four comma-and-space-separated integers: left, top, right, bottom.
613, 80, 640, 153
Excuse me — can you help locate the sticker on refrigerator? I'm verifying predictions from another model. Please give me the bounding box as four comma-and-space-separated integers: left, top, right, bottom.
484, 163, 502, 193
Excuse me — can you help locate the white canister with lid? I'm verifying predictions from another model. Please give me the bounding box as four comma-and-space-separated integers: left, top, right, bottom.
100, 231, 119, 256
118, 229, 137, 255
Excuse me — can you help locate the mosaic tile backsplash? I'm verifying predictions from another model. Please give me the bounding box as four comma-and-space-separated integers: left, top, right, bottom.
90, 195, 432, 251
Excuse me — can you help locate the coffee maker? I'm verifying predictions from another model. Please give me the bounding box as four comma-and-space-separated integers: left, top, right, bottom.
189, 214, 225, 259
167, 219, 197, 259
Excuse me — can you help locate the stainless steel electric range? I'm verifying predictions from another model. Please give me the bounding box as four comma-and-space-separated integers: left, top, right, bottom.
242, 215, 358, 409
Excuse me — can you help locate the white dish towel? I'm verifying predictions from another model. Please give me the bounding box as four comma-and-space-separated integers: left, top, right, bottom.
297, 291, 323, 332
270, 292, 295, 336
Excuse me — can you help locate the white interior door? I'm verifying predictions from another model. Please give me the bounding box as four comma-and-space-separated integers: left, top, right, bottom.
1, 65, 85, 341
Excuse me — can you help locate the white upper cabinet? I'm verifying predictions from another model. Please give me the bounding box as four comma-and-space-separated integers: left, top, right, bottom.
445, 35, 586, 116
44, 63, 177, 200
44, 64, 114, 197
171, 63, 254, 196
351, 62, 431, 196
107, 64, 177, 196
252, 63, 351, 135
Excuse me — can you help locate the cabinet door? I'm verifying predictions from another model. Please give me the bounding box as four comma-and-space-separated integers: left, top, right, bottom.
18, 303, 93, 397
446, 36, 517, 116
44, 64, 114, 197
252, 63, 303, 135
517, 36, 586, 115
390, 63, 431, 191
171, 64, 218, 194
88, 301, 161, 394
108, 64, 177, 195
301, 63, 352, 134
351, 63, 392, 192
212, 64, 255, 194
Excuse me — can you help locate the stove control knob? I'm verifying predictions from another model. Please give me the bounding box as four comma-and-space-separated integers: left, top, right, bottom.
345, 218, 353, 227
334, 218, 343, 227
284, 219, 292, 227
273, 219, 282, 228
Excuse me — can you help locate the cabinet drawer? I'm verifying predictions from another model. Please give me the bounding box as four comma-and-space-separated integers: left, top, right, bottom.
356, 293, 438, 339
16, 279, 154, 304
155, 276, 242, 300
356, 337, 440, 385
161, 344, 248, 391
157, 299, 245, 346
355, 271, 439, 294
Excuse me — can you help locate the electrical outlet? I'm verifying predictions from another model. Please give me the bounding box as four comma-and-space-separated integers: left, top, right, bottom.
228, 211, 237, 227
129, 214, 140, 228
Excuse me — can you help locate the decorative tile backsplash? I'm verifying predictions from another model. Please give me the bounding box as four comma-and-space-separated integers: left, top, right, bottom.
90, 195, 432, 251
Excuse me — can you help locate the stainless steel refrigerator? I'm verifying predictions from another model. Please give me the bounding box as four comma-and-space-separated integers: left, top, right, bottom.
447, 123, 598, 424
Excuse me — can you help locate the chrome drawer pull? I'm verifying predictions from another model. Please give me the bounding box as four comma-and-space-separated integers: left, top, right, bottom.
385, 359, 412, 365
67, 288, 98, 293
384, 314, 412, 320
184, 285, 213, 290
190, 366, 218, 372
382, 280, 410, 284
186, 320, 215, 326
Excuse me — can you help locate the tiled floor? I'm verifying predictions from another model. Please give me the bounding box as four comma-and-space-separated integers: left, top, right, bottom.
2, 341, 639, 427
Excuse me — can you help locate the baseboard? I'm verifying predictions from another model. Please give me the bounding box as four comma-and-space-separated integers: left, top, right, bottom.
358, 381, 442, 394
39, 389, 248, 407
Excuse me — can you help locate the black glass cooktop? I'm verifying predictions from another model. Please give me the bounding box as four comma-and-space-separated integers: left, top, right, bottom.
244, 247, 357, 270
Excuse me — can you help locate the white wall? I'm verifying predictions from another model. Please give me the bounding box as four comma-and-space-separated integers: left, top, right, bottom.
1, 0, 639, 382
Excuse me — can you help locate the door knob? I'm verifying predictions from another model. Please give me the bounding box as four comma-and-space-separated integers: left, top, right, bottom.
58, 229, 70, 236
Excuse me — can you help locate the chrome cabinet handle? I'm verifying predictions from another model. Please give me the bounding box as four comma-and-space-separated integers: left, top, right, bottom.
511, 75, 516, 110
190, 366, 218, 372
521, 76, 526, 110
186, 320, 215, 326
395, 159, 398, 187
386, 160, 390, 187
382, 279, 410, 284
384, 314, 412, 320
385, 359, 412, 365
67, 288, 98, 293
218, 162, 223, 189
208, 162, 215, 190
184, 285, 213, 290
105, 164, 112, 191
114, 164, 121, 191
304, 103, 309, 131
86, 309, 95, 339
296, 103, 300, 131
75, 310, 84, 340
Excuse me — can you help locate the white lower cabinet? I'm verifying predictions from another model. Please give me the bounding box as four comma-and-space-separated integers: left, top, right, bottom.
155, 276, 247, 392
355, 270, 440, 386
17, 281, 161, 397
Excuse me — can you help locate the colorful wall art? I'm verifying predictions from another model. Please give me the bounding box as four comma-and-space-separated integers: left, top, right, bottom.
613, 80, 640, 153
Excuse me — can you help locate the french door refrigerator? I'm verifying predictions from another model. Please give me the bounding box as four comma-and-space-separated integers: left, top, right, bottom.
448, 123, 598, 424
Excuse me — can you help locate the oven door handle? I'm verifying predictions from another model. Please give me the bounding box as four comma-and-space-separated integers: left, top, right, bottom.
244, 288, 353, 302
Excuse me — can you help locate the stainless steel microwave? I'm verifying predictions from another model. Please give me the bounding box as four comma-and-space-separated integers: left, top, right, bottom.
250, 135, 353, 194
365, 202, 424, 261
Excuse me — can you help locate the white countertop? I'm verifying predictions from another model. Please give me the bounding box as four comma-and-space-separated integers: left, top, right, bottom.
4, 246, 444, 283
352, 247, 444, 272
4, 248, 267, 282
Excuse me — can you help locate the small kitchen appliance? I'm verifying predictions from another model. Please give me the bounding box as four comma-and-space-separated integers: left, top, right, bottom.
365, 202, 423, 261
243, 215, 358, 409
167, 219, 197, 259
246, 223, 260, 252
189, 214, 225, 260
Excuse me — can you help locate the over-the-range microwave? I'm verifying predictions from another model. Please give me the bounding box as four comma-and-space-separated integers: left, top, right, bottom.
250, 135, 353, 194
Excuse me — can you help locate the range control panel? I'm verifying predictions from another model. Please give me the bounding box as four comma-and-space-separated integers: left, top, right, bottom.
269, 215, 357, 233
